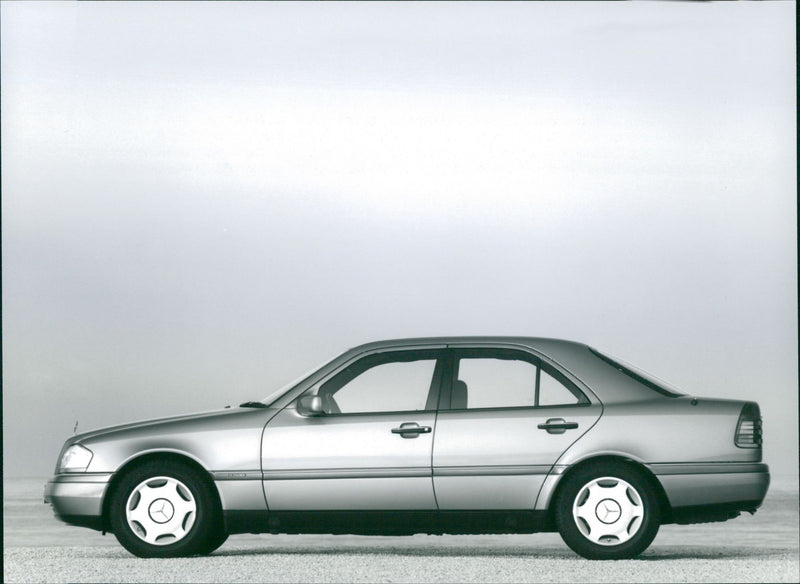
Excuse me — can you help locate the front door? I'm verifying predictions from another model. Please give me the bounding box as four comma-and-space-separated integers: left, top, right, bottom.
262, 349, 445, 510
432, 347, 602, 509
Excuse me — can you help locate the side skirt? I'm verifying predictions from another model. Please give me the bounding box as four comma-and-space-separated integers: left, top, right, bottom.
224, 510, 553, 536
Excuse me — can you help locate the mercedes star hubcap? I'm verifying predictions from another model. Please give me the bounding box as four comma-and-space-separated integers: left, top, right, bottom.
573, 477, 644, 546
126, 476, 196, 545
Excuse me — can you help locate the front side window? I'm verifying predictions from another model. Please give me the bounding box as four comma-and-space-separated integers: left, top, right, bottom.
448, 349, 586, 410
315, 351, 442, 414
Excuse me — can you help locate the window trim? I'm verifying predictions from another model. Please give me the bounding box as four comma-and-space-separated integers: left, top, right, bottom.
441, 348, 590, 411
305, 348, 447, 416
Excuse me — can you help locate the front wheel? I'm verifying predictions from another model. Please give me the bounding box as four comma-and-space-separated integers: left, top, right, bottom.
110, 461, 223, 558
555, 462, 660, 560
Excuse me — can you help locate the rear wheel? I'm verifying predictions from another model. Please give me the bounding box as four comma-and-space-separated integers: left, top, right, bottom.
110, 461, 222, 558
555, 462, 660, 560
198, 528, 229, 555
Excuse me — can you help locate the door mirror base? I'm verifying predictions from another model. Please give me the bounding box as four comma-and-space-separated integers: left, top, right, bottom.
296, 395, 323, 416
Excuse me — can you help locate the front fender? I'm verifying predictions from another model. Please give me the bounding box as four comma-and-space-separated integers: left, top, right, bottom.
81, 408, 275, 474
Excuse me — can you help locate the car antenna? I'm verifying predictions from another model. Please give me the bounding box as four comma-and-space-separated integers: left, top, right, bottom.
73, 420, 79, 434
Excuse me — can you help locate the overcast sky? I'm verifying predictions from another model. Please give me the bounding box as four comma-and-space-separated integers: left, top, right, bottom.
2, 1, 796, 477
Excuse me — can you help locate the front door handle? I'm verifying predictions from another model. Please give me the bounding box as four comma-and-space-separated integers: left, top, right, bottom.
391, 422, 432, 438
537, 418, 579, 434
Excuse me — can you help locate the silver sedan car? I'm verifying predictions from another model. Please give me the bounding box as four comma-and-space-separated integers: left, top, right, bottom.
45, 337, 769, 559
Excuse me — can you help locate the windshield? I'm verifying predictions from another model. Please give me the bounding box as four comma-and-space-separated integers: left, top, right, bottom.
260, 352, 343, 406
589, 347, 685, 398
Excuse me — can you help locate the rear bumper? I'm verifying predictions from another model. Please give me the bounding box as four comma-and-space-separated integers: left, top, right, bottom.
650, 462, 770, 516
44, 473, 112, 531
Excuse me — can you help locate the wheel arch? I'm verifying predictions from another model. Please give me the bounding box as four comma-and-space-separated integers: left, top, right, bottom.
101, 451, 224, 533
546, 455, 673, 525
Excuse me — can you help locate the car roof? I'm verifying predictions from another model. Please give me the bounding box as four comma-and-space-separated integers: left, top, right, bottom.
348, 335, 582, 350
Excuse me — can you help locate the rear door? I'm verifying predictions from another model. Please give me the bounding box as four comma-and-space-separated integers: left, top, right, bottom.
262, 348, 445, 510
432, 346, 602, 509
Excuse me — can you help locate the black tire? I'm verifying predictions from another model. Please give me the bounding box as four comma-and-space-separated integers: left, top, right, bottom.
110, 460, 222, 558
554, 461, 660, 560
197, 528, 229, 555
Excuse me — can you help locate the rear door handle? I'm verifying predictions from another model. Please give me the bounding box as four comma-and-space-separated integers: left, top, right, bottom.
391, 422, 432, 438
537, 418, 578, 434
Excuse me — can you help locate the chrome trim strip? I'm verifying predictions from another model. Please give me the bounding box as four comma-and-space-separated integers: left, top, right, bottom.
214, 463, 769, 481
50, 473, 113, 484
262, 467, 432, 480
211, 470, 264, 481
649, 462, 769, 476
434, 465, 553, 477
260, 465, 559, 480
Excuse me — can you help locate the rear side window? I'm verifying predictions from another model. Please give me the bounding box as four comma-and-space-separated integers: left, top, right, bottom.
456, 358, 537, 409
539, 369, 580, 406
589, 348, 684, 398
447, 348, 588, 409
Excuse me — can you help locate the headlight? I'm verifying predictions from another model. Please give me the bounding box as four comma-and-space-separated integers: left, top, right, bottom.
59, 444, 93, 473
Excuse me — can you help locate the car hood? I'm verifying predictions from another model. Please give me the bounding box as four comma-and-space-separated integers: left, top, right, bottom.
69, 407, 266, 444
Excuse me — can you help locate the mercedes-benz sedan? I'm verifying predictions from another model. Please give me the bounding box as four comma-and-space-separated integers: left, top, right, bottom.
45, 337, 769, 559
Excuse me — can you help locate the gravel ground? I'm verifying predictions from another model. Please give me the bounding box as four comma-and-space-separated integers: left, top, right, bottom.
4, 477, 799, 583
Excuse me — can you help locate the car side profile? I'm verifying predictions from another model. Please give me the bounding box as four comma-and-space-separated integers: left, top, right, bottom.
45, 337, 769, 559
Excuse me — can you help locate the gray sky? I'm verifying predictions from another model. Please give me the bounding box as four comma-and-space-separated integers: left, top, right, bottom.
2, 1, 796, 477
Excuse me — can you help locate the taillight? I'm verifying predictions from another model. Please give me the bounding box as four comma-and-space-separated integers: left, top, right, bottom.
735, 402, 763, 448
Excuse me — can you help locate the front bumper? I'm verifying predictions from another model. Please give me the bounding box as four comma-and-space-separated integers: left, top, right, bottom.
44, 473, 112, 531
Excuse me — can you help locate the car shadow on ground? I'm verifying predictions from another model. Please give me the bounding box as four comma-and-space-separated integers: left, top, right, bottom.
637, 547, 795, 561
202, 545, 793, 561
210, 545, 570, 559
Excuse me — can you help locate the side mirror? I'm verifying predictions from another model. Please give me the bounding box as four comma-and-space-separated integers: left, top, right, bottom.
296, 395, 323, 417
